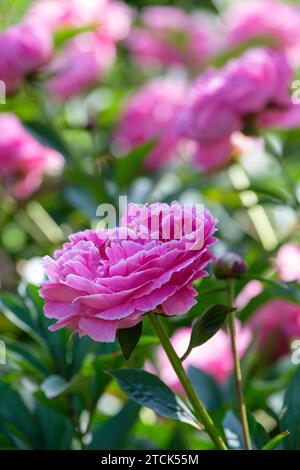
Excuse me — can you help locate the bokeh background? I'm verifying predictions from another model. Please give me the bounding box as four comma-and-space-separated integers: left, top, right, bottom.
0, 0, 300, 450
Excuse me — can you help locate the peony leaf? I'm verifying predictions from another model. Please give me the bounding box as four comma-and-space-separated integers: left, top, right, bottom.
88, 401, 140, 450
280, 368, 300, 449
262, 431, 290, 450
223, 411, 268, 450
115, 140, 156, 189
117, 322, 142, 360
181, 304, 235, 361
188, 366, 222, 412
41, 375, 69, 399
109, 368, 198, 428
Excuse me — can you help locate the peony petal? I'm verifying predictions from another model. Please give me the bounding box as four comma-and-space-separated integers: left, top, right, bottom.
162, 286, 197, 315
79, 317, 119, 342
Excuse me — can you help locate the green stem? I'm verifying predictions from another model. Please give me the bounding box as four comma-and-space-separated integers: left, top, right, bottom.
227, 279, 252, 450
149, 312, 227, 450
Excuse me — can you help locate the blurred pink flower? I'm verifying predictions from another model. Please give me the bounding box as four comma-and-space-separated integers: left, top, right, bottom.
180, 48, 300, 171
40, 202, 218, 342
225, 0, 300, 52
114, 78, 188, 169
46, 33, 116, 100
276, 243, 300, 283
0, 113, 64, 198
127, 6, 219, 69
153, 322, 251, 390
26, 0, 132, 41
249, 299, 300, 359
0, 20, 52, 93
236, 280, 263, 310
127, 28, 185, 68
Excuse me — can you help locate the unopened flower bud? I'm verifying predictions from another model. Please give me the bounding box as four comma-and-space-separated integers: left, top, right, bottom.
214, 253, 248, 280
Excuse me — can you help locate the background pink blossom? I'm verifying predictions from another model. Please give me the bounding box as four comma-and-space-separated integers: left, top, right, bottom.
249, 299, 300, 359
225, 0, 300, 53
46, 33, 116, 100
276, 243, 300, 283
153, 322, 251, 391
0, 113, 64, 198
114, 78, 188, 169
179, 48, 300, 171
127, 6, 220, 69
0, 20, 52, 93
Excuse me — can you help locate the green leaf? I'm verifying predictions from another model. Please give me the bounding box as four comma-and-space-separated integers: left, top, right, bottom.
118, 322, 142, 360
64, 186, 98, 219
41, 375, 69, 399
3, 338, 49, 378
223, 411, 269, 450
198, 0, 219, 13
262, 431, 290, 450
248, 413, 269, 450
110, 369, 197, 428
34, 401, 74, 449
54, 25, 96, 48
0, 292, 38, 337
24, 121, 73, 164
243, 273, 288, 289
223, 411, 244, 450
181, 304, 235, 360
188, 366, 222, 412
280, 367, 300, 449
24, 284, 69, 377
88, 401, 140, 450
239, 183, 289, 204
0, 380, 38, 448
115, 140, 155, 189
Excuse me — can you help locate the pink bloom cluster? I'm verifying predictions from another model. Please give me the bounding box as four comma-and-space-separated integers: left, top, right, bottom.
235, 243, 300, 361
225, 0, 300, 65
0, 113, 64, 198
40, 202, 218, 342
26, 0, 132, 40
153, 322, 251, 389
0, 20, 52, 93
276, 243, 300, 283
114, 78, 188, 169
29, 0, 132, 100
46, 33, 116, 100
127, 6, 220, 70
179, 47, 300, 171
249, 299, 300, 359
0, 0, 131, 99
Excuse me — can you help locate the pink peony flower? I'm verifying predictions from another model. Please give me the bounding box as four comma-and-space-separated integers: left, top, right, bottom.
152, 322, 251, 390
46, 33, 116, 100
180, 48, 300, 171
249, 299, 300, 359
40, 202, 218, 342
114, 78, 188, 169
26, 0, 132, 41
0, 113, 64, 198
0, 20, 52, 93
225, 0, 300, 53
127, 6, 219, 69
127, 28, 185, 68
275, 243, 300, 283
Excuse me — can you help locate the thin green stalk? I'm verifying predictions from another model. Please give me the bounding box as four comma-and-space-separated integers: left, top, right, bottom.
227, 279, 252, 450
149, 312, 227, 450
